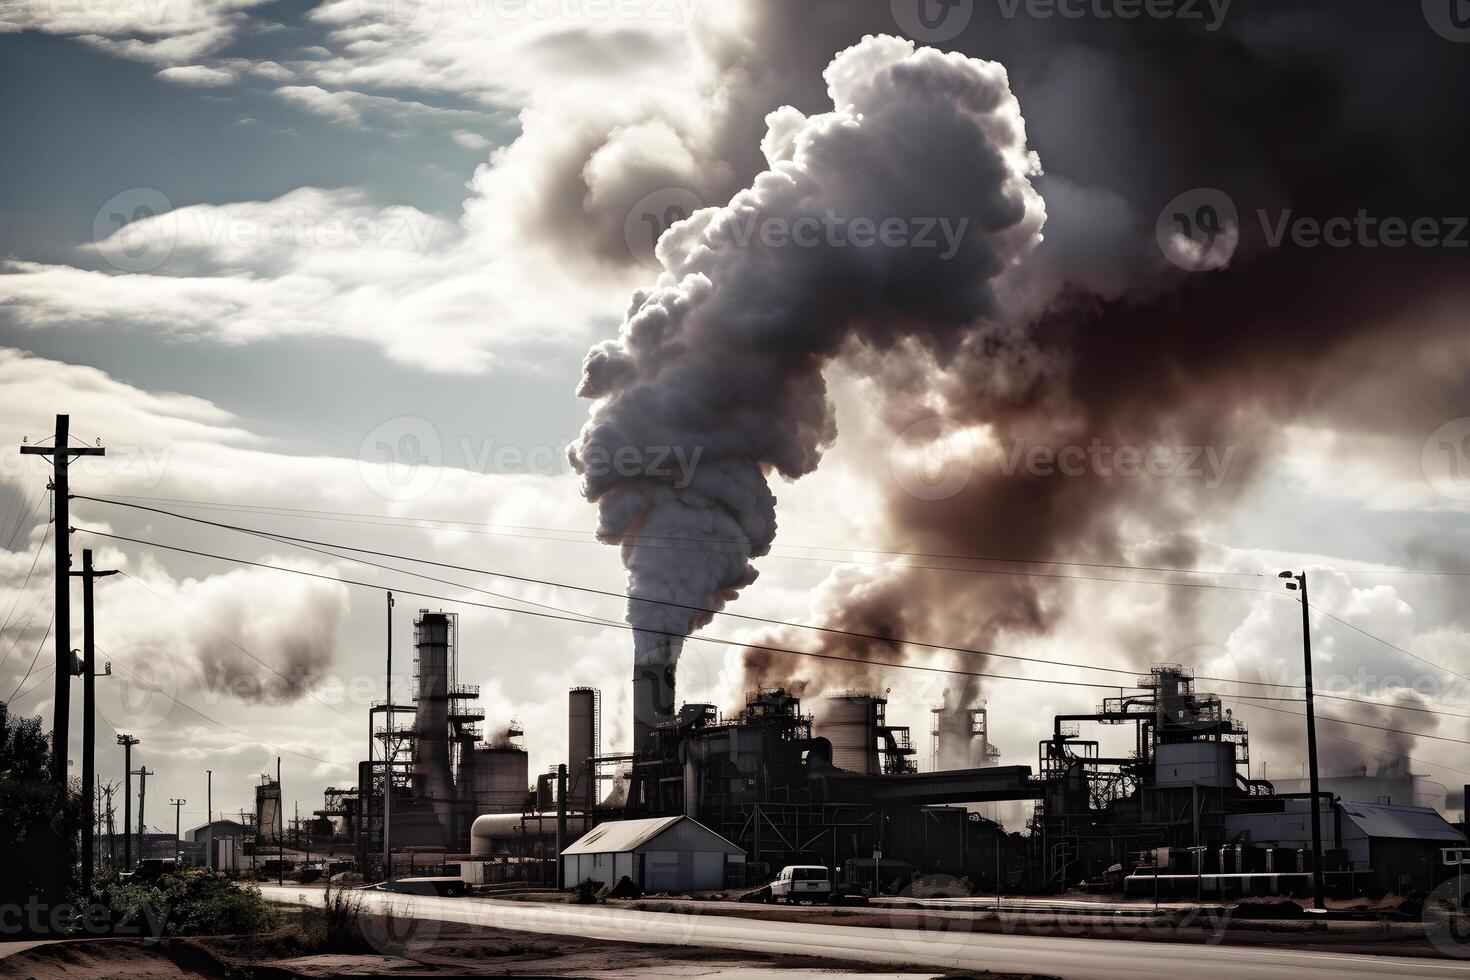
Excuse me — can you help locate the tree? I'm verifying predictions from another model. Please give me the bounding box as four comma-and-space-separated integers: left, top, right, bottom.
0, 704, 82, 929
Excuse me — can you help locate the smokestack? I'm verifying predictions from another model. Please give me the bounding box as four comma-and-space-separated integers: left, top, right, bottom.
570, 36, 1045, 745
632, 634, 677, 753
568, 687, 598, 809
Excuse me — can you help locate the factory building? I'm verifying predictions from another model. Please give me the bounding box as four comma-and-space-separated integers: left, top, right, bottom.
336, 609, 1462, 899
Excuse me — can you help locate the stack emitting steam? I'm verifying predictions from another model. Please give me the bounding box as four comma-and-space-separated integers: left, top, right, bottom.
570, 35, 1046, 752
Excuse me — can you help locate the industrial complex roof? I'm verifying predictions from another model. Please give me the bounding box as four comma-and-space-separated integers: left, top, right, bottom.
1340, 803, 1468, 842
561, 816, 741, 855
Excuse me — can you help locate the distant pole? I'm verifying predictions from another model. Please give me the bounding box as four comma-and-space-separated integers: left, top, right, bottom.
206, 770, 213, 871
384, 591, 394, 881
117, 735, 138, 869
1281, 569, 1327, 911
71, 548, 116, 893
137, 765, 152, 862
19, 414, 105, 783
556, 764, 568, 890
277, 757, 284, 886
170, 799, 186, 865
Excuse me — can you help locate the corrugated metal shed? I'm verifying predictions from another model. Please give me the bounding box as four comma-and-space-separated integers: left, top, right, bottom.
562, 816, 681, 855
1340, 803, 1467, 842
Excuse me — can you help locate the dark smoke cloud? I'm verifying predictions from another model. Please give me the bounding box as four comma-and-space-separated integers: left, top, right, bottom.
565, 1, 1470, 766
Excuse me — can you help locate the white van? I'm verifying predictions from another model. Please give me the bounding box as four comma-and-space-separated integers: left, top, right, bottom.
768, 865, 832, 904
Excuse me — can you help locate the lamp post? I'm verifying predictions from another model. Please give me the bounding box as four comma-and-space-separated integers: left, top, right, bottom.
1281, 569, 1327, 912
206, 770, 213, 871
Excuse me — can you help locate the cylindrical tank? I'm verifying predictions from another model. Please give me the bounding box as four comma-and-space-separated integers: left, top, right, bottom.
470, 745, 529, 813
632, 633, 678, 753
412, 611, 455, 801
814, 693, 880, 775
568, 687, 597, 812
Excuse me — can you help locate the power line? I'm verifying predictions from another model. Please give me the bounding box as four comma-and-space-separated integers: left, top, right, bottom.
71, 527, 1470, 742
1309, 602, 1470, 685
96, 492, 1271, 578
115, 571, 361, 726
1238, 698, 1470, 747
7, 611, 55, 703
0, 522, 51, 671
72, 527, 1184, 696
73, 495, 1290, 690
98, 647, 341, 768
71, 502, 1470, 731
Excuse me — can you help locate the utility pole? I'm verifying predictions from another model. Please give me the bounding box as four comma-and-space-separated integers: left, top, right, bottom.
206, 770, 213, 871
170, 799, 186, 866
277, 757, 284, 886
19, 414, 105, 783
1281, 569, 1327, 912
384, 591, 393, 882
117, 735, 138, 869
71, 548, 116, 894
103, 781, 117, 870
136, 765, 152, 863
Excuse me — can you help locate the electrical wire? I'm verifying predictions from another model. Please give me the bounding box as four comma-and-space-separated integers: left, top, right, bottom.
115, 571, 361, 726
73, 494, 1291, 690
7, 611, 55, 702
96, 492, 1272, 578
0, 523, 51, 671
72, 526, 1192, 695
71, 526, 1470, 744
98, 646, 341, 768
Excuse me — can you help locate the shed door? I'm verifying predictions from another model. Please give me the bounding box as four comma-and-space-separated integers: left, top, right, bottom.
644, 850, 679, 892
693, 851, 724, 890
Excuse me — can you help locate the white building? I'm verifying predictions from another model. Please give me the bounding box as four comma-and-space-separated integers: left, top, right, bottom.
560, 816, 745, 892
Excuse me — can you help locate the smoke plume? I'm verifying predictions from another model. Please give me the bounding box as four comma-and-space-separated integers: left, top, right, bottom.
571, 35, 1046, 679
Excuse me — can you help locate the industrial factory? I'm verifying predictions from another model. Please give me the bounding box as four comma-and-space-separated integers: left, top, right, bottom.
298, 610, 1464, 898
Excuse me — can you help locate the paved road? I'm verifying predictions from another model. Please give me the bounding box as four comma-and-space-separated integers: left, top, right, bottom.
262, 885, 1470, 979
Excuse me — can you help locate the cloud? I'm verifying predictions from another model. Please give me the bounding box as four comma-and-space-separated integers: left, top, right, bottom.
156, 64, 237, 86
0, 0, 271, 66
0, 179, 628, 374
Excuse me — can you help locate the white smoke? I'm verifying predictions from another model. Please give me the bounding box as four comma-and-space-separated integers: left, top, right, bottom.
570, 35, 1047, 671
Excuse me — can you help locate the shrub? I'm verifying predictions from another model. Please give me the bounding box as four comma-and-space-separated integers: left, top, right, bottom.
106, 869, 278, 936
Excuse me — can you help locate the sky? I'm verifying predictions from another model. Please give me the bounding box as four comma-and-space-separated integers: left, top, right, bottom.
1, 0, 1469, 836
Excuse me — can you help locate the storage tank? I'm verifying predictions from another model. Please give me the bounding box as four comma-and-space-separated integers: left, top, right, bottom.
814, 693, 881, 775
469, 743, 529, 813
411, 611, 456, 802
567, 687, 598, 812
1154, 741, 1236, 788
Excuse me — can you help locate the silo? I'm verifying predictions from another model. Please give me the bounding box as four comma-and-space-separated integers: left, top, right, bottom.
411, 611, 456, 803
470, 744, 530, 813
814, 693, 880, 775
567, 687, 598, 812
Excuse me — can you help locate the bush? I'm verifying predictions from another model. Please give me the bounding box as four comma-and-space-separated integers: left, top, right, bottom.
297, 879, 384, 954
106, 869, 278, 936
0, 707, 82, 924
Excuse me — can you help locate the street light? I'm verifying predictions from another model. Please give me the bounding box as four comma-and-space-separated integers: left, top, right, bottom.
1281, 569, 1327, 913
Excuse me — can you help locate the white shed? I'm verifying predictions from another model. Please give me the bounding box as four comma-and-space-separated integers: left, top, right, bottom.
561, 816, 745, 892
